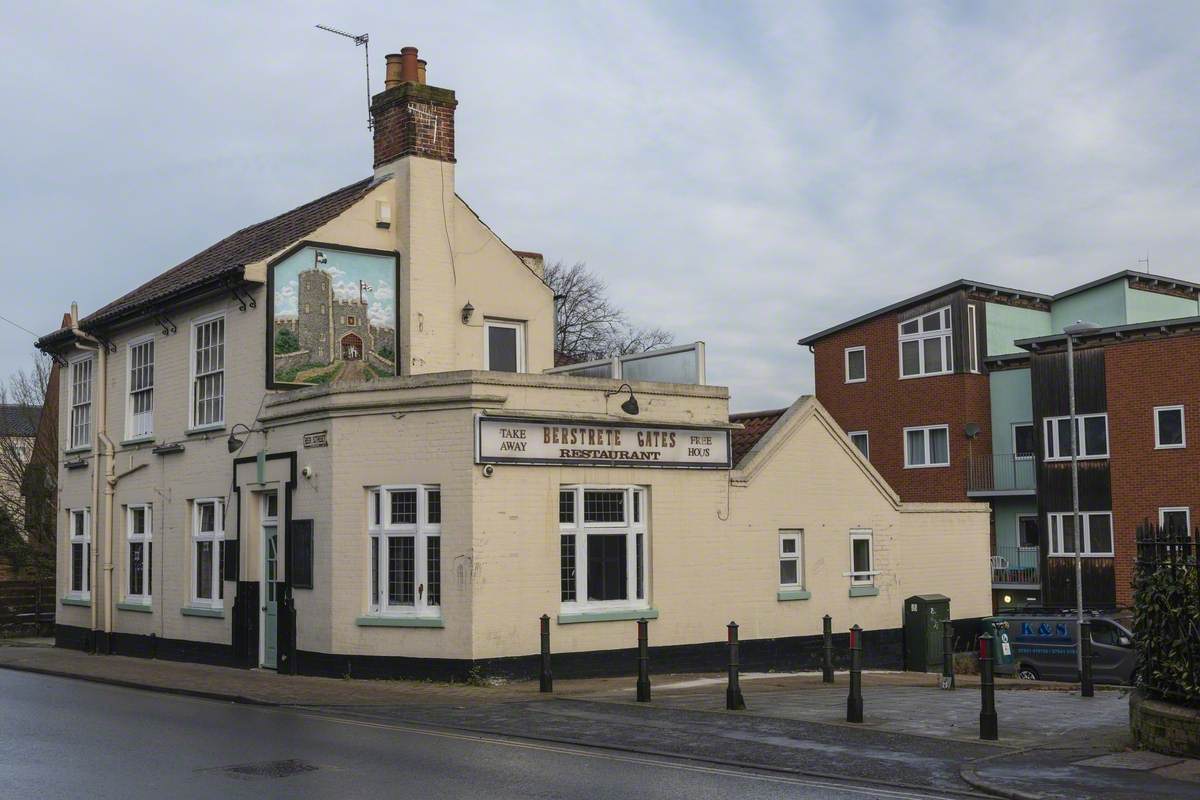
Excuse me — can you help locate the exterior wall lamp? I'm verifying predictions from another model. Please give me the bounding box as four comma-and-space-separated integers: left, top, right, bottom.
227, 422, 261, 454
605, 383, 639, 416
461, 301, 475, 324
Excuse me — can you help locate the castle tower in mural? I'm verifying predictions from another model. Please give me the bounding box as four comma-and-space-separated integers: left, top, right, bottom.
273, 254, 396, 385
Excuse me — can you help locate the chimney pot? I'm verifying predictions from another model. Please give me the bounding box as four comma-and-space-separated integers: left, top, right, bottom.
417, 59, 427, 85
384, 53, 404, 89
399, 46, 420, 83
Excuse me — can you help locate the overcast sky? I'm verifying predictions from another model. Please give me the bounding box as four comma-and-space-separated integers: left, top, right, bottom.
2, 2, 1198, 411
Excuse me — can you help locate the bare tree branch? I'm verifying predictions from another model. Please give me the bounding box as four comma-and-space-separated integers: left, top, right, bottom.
546, 261, 674, 362
0, 354, 55, 581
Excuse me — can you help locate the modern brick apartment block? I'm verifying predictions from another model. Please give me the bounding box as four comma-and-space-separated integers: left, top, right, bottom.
801, 272, 1200, 611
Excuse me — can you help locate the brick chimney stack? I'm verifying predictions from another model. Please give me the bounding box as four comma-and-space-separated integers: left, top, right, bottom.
372, 47, 457, 168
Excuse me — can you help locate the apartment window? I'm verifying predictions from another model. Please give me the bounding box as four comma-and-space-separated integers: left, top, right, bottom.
559, 486, 648, 609
191, 315, 225, 429
1012, 423, 1035, 459
192, 499, 225, 608
849, 529, 875, 585
69, 354, 94, 449
368, 486, 441, 617
1047, 511, 1113, 557
904, 425, 950, 468
68, 508, 91, 598
1160, 507, 1190, 536
126, 337, 155, 439
844, 347, 866, 383
1017, 515, 1039, 549
779, 530, 804, 588
1154, 405, 1186, 449
1044, 414, 1108, 461
485, 320, 525, 373
898, 306, 952, 378
966, 304, 980, 373
848, 431, 870, 459
126, 504, 152, 602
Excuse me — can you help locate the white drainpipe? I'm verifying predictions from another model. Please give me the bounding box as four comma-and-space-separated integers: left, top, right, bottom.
71, 318, 116, 647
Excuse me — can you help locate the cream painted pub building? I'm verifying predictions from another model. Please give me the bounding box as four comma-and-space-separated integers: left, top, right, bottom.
39, 49, 991, 678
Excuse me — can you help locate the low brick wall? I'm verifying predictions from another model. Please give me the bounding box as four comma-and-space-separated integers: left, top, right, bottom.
1130, 688, 1200, 758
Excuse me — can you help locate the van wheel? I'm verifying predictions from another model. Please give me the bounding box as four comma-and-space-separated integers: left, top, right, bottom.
1017, 665, 1040, 681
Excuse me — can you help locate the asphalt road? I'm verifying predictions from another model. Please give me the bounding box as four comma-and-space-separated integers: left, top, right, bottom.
0, 669, 972, 800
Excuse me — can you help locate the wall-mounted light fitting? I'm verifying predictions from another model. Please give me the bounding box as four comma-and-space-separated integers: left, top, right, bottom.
461, 301, 475, 324
605, 383, 639, 416
227, 422, 260, 454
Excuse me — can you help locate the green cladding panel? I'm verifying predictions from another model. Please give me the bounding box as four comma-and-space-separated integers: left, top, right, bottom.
984, 303, 1051, 356
989, 368, 1033, 455
1051, 279, 1128, 329
1125, 286, 1199, 324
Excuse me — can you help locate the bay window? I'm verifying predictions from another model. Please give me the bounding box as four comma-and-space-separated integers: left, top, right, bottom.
68, 508, 91, 598
899, 306, 952, 378
191, 499, 225, 608
126, 504, 152, 603
368, 486, 441, 617
559, 486, 648, 610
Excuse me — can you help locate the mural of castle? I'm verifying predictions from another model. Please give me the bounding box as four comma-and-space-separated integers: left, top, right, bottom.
273, 249, 397, 385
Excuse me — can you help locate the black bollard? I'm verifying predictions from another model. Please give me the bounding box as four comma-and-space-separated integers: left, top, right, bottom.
636, 618, 651, 702
846, 624, 863, 723
539, 614, 553, 693
1080, 619, 1094, 698
822, 615, 835, 684
941, 620, 955, 690
979, 632, 998, 740
726, 621, 746, 710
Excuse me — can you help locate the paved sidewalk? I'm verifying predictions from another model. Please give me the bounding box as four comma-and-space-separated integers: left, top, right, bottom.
5, 639, 1199, 799
629, 680, 1130, 747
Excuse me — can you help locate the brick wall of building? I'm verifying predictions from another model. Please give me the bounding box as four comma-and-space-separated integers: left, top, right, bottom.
812, 309, 992, 503
1106, 331, 1200, 606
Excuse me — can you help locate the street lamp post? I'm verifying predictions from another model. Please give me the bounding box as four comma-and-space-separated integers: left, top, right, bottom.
1064, 320, 1100, 685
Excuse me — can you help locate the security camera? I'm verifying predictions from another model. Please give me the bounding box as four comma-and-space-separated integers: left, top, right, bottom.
481, 464, 494, 478
302, 465, 315, 479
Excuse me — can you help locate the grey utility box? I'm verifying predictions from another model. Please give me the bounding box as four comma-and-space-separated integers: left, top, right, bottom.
904, 594, 951, 672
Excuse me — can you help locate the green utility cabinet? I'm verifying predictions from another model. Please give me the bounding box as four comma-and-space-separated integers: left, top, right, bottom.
904, 594, 951, 672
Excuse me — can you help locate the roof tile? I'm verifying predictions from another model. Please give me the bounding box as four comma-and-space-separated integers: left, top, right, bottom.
729, 408, 789, 467
77, 176, 380, 329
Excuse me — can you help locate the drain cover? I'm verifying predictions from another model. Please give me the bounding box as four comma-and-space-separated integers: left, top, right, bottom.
209, 758, 319, 780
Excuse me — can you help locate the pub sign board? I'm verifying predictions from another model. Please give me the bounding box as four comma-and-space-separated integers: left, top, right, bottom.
475, 416, 731, 469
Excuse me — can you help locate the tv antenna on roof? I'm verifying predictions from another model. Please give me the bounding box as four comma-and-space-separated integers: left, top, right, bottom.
315, 24, 372, 130
1137, 252, 1150, 273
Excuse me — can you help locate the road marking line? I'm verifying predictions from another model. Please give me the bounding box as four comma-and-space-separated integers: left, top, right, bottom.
294, 710, 964, 799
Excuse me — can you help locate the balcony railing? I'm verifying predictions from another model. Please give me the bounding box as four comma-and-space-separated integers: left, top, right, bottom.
991, 544, 1040, 586
967, 453, 1036, 495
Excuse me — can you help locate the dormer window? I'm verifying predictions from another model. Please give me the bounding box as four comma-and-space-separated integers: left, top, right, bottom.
899, 306, 952, 378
